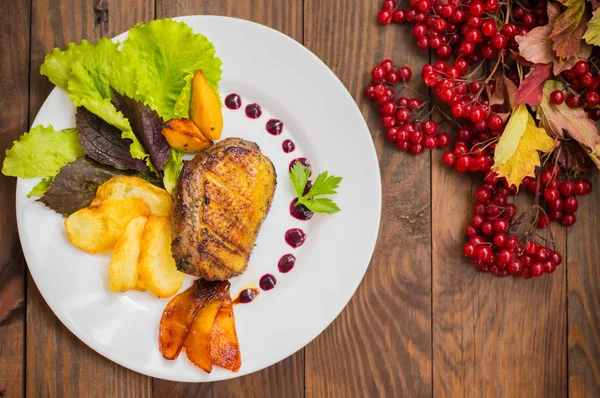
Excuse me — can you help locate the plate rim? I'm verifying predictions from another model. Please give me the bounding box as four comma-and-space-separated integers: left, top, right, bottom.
16, 15, 382, 381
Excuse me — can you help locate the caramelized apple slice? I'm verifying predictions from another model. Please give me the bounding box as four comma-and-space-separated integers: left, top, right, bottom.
210, 294, 241, 372
158, 279, 221, 360
183, 281, 230, 373
189, 70, 223, 140
161, 118, 212, 153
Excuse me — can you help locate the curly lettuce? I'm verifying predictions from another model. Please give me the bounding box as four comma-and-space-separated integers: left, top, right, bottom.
123, 19, 222, 120
2, 125, 84, 178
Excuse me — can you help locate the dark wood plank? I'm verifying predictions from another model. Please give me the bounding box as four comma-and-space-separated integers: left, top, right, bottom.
0, 1, 30, 397
26, 1, 154, 396
303, 3, 432, 396
432, 158, 567, 396
153, 1, 304, 396
568, 171, 600, 397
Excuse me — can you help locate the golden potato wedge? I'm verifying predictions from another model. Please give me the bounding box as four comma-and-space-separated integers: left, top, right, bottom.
162, 118, 213, 153
159, 279, 221, 360
109, 216, 148, 292
184, 282, 229, 373
65, 197, 151, 254
210, 294, 241, 372
93, 176, 172, 216
189, 70, 223, 140
137, 216, 186, 298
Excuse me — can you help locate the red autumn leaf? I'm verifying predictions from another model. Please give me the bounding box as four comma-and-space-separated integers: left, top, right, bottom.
515, 3, 561, 64
516, 1, 591, 74
549, 0, 588, 59
553, 41, 592, 74
515, 64, 554, 105
537, 80, 600, 151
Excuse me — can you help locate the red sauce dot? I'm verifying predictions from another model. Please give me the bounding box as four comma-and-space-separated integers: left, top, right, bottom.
278, 254, 296, 273
282, 139, 295, 153
259, 274, 277, 291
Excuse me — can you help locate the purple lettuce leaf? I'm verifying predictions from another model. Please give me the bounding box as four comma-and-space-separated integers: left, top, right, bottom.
38, 157, 162, 216
111, 90, 170, 170
76, 107, 148, 171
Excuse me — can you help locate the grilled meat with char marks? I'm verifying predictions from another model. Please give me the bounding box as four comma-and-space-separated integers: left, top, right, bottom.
171, 138, 276, 280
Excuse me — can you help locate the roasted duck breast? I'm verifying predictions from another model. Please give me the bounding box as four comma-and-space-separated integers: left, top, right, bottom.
171, 138, 276, 280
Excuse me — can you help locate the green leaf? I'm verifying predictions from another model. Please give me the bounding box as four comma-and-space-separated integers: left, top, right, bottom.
288, 161, 310, 198
28, 177, 53, 198
2, 125, 84, 178
40, 40, 96, 89
172, 73, 194, 118
289, 162, 342, 214
300, 198, 341, 214
304, 171, 342, 199
163, 149, 183, 194
122, 18, 222, 120
584, 9, 600, 45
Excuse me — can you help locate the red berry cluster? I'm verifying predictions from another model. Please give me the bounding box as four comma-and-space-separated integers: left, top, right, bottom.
377, 0, 546, 62
422, 61, 503, 128
523, 165, 592, 228
441, 138, 493, 173
463, 174, 562, 278
364, 60, 452, 155
368, 1, 597, 280
551, 60, 600, 121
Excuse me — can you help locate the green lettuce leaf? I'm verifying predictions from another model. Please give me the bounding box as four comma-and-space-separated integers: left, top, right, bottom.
163, 149, 183, 194
123, 19, 222, 120
40, 40, 96, 89
28, 178, 53, 198
2, 125, 84, 178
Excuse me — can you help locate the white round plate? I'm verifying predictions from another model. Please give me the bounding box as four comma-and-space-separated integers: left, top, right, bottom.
16, 16, 381, 381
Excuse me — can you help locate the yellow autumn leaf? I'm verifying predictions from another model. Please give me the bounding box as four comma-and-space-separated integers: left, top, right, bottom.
493, 104, 555, 186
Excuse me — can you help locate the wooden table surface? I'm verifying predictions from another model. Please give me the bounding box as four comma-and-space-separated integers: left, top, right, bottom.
1, 1, 599, 397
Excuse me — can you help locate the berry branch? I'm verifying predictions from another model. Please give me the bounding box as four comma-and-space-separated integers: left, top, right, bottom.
367, 0, 600, 279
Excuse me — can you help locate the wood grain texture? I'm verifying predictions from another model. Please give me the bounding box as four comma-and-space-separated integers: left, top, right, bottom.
154, 1, 304, 397
303, 3, 432, 396
568, 171, 600, 397
432, 161, 567, 397
0, 1, 30, 397
26, 0, 154, 396
4, 2, 600, 396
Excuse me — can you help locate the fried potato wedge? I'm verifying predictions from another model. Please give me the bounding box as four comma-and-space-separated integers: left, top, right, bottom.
162, 118, 213, 153
184, 281, 230, 373
189, 70, 223, 140
93, 176, 172, 216
65, 197, 151, 253
137, 216, 186, 298
159, 279, 221, 360
210, 294, 241, 372
109, 216, 147, 292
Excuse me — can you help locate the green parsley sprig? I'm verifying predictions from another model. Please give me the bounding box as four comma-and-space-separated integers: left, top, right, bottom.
288, 161, 342, 214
